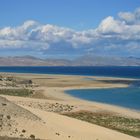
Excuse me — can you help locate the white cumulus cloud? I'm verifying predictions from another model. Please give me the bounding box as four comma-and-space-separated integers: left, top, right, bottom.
0, 7, 140, 57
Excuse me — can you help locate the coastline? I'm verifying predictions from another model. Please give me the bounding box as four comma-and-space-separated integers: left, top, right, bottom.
2, 73, 140, 118
65, 88, 140, 112
0, 70, 139, 80
0, 73, 140, 140
2, 73, 140, 114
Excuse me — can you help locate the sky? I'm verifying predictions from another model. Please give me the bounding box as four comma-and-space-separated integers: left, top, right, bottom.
0, 0, 140, 59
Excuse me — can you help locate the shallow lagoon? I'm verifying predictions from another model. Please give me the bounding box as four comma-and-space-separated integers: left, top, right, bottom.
66, 87, 140, 111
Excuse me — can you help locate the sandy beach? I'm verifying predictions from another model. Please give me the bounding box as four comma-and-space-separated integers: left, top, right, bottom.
0, 73, 140, 140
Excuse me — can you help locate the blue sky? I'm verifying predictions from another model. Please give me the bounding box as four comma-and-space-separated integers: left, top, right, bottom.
0, 0, 140, 59
0, 0, 139, 30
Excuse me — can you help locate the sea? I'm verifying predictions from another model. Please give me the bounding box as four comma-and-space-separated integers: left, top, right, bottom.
0, 66, 140, 110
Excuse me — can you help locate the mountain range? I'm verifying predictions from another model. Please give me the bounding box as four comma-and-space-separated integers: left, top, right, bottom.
0, 55, 140, 66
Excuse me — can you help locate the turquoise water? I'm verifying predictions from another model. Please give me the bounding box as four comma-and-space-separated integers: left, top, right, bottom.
66, 88, 140, 111
0, 66, 140, 110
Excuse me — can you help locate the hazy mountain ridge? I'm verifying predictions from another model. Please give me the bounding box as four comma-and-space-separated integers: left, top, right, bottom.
0, 55, 140, 66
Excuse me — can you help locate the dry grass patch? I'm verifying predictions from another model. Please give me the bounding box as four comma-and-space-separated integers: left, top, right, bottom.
63, 111, 140, 138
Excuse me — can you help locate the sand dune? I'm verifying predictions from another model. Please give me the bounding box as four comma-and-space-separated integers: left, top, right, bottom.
21, 105, 140, 140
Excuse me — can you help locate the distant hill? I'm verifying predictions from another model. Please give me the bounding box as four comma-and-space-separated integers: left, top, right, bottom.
73, 55, 140, 66
0, 55, 140, 66
0, 56, 71, 66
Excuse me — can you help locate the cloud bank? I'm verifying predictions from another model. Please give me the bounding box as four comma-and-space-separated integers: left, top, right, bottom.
0, 7, 140, 57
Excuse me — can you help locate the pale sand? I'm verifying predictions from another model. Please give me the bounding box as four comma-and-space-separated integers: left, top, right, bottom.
19, 105, 140, 140
1, 100, 138, 140
1, 73, 140, 140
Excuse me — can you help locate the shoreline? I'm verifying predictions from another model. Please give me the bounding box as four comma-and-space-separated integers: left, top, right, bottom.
1, 72, 140, 114
64, 87, 140, 112
0, 71, 139, 80
46, 86, 140, 119
0, 73, 140, 140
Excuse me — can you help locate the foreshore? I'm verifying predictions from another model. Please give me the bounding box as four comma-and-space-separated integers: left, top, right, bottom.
0, 73, 140, 140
